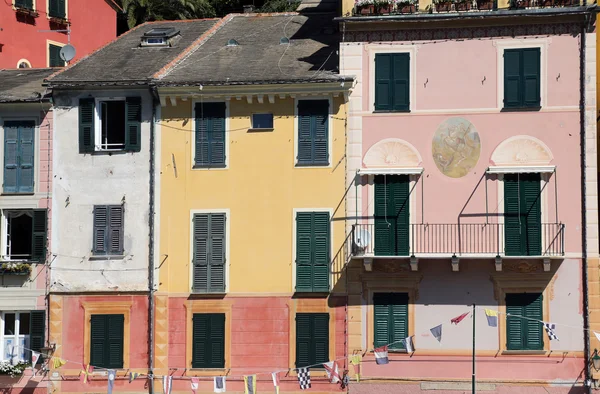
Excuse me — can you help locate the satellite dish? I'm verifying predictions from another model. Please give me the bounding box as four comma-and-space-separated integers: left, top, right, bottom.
354, 229, 371, 250
60, 44, 76, 62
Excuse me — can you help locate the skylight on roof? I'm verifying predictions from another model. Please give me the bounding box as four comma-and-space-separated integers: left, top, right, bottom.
141, 27, 180, 47
227, 39, 239, 47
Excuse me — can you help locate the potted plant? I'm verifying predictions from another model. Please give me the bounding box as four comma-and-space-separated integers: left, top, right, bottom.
511, 0, 530, 8
455, 0, 472, 11
0, 361, 28, 379
0, 262, 32, 275
395, 0, 417, 13
375, 0, 394, 14
355, 0, 375, 14
434, 0, 453, 11
476, 0, 495, 9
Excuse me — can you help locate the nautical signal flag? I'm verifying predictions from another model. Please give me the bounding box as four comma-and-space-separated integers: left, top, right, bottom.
129, 372, 140, 383
52, 358, 67, 369
374, 346, 389, 364
163, 376, 173, 394
324, 361, 341, 384
350, 354, 361, 382
271, 372, 280, 394
214, 376, 226, 393
244, 375, 256, 394
485, 309, 498, 327
297, 368, 311, 390
451, 312, 469, 325
80, 364, 94, 384
430, 324, 443, 343
107, 370, 116, 394
191, 377, 199, 394
405, 336, 414, 353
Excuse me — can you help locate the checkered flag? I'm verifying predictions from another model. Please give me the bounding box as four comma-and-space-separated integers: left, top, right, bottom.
297, 367, 311, 390
544, 322, 559, 341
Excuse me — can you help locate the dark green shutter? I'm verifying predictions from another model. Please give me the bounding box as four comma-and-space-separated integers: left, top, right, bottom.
90, 315, 107, 367
295, 212, 330, 293
195, 103, 226, 167
192, 214, 225, 293
79, 98, 95, 153
392, 54, 410, 111
49, 0, 66, 18
522, 174, 541, 255
93, 206, 108, 254
374, 175, 410, 256
18, 125, 34, 192
124, 97, 141, 152
296, 313, 329, 368
49, 44, 64, 67
4, 121, 35, 193
31, 209, 47, 261
506, 293, 543, 350
297, 100, 329, 166
522, 48, 540, 108
504, 49, 540, 109
29, 310, 45, 361
4, 125, 19, 193
108, 206, 124, 255
504, 175, 521, 255
504, 49, 521, 108
504, 174, 541, 256
373, 293, 408, 350
375, 54, 392, 111
192, 313, 225, 368
90, 314, 124, 368
15, 0, 34, 10
209, 213, 226, 292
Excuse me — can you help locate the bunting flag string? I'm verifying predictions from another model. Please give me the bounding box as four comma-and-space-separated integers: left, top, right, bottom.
129, 372, 140, 383
484, 309, 498, 327
214, 376, 226, 393
405, 336, 414, 353
430, 324, 443, 343
244, 375, 256, 394
374, 346, 388, 365
451, 312, 470, 325
544, 322, 559, 341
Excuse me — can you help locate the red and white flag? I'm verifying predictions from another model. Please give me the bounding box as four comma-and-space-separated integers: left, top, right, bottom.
271, 372, 280, 394
80, 364, 94, 384
163, 376, 173, 394
191, 377, 199, 394
324, 361, 341, 384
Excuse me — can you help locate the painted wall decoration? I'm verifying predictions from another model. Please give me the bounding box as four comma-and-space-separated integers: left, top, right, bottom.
432, 117, 481, 178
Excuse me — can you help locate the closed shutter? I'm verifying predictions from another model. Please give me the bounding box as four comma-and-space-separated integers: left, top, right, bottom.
192, 214, 226, 293
48, 0, 66, 18
124, 97, 142, 152
57, 0, 66, 18
90, 315, 107, 367
192, 214, 209, 292
392, 54, 410, 111
504, 174, 541, 256
295, 213, 313, 292
295, 212, 330, 293
375, 54, 392, 111
31, 209, 47, 261
296, 313, 329, 368
297, 100, 329, 166
49, 44, 64, 67
313, 313, 329, 367
107, 314, 124, 368
505, 296, 524, 350
522, 48, 541, 108
374, 175, 410, 256
373, 295, 390, 348
29, 310, 45, 361
108, 206, 124, 255
209, 213, 226, 292
3, 121, 35, 193
93, 206, 108, 254
506, 293, 543, 350
79, 98, 95, 153
192, 313, 225, 368
373, 293, 408, 350
295, 313, 311, 368
312, 212, 330, 292
391, 176, 410, 256
504, 49, 521, 108
195, 103, 226, 167
297, 109, 313, 164
504, 175, 521, 256
15, 0, 34, 10
18, 125, 34, 192
4, 125, 18, 193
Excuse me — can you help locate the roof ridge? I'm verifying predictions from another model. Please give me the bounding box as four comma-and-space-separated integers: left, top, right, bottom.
153, 15, 237, 81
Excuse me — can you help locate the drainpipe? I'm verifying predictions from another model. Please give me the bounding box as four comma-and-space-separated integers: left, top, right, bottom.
578, 14, 591, 393
147, 84, 158, 394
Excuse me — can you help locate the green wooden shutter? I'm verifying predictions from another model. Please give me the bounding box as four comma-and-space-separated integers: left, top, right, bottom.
31, 209, 47, 261
524, 293, 543, 350
49, 0, 66, 18
504, 175, 521, 256
296, 213, 313, 292
375, 54, 392, 111
124, 97, 142, 152
505, 295, 524, 350
79, 98, 95, 153
313, 313, 329, 367
192, 214, 209, 292
209, 213, 226, 293
295, 212, 330, 293
18, 125, 34, 193
297, 100, 329, 166
209, 314, 225, 368
192, 314, 225, 368
93, 206, 108, 254
504, 49, 522, 109
374, 175, 410, 256
522, 48, 540, 108
3, 121, 35, 193
296, 313, 311, 367
194, 103, 226, 167
29, 310, 45, 361
49, 44, 64, 67
373, 293, 408, 350
391, 176, 410, 256
3, 125, 18, 193
90, 315, 107, 367
506, 293, 543, 350
296, 313, 329, 368
522, 174, 541, 255
108, 206, 124, 255
297, 107, 313, 164
107, 314, 124, 368
15, 0, 34, 10
373, 294, 391, 348
392, 54, 410, 111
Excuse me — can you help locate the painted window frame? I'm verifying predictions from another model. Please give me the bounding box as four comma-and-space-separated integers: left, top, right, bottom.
13, 0, 36, 11
293, 97, 333, 169
191, 99, 230, 170
0, 311, 30, 363
16, 59, 32, 68
46, 0, 68, 20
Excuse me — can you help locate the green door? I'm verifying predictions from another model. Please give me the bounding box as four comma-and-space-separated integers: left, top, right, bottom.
504, 173, 541, 256
374, 175, 410, 256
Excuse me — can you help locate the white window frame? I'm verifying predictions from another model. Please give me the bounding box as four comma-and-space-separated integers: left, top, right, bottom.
293, 97, 333, 168
0, 210, 34, 261
46, 0, 68, 20
0, 311, 31, 363
191, 99, 230, 170
250, 113, 274, 130
94, 97, 127, 152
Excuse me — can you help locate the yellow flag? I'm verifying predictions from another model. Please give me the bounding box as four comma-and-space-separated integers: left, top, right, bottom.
52, 358, 67, 369
350, 355, 362, 382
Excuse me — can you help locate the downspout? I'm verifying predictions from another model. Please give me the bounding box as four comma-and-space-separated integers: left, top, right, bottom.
147, 84, 158, 394
578, 13, 591, 393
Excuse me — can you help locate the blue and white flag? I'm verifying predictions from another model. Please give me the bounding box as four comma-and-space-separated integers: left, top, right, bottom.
430, 324, 443, 343
107, 370, 116, 394
405, 336, 414, 353
214, 376, 226, 393
374, 346, 388, 364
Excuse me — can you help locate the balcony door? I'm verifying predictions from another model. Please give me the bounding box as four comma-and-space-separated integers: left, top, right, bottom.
374, 175, 409, 256
504, 173, 541, 256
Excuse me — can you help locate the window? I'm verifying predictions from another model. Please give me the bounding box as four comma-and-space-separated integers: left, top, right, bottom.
79, 97, 141, 153
506, 293, 543, 350
192, 313, 225, 368
374, 293, 408, 350
1, 311, 44, 363
296, 313, 329, 368
374, 175, 410, 256
90, 314, 124, 368
48, 44, 65, 67
48, 0, 66, 19
504, 48, 540, 109
3, 121, 35, 194
297, 100, 329, 166
504, 173, 541, 256
14, 0, 33, 10
93, 206, 124, 256
374, 53, 410, 112
2, 209, 47, 261
17, 60, 31, 68
192, 213, 226, 293
295, 212, 330, 293
195, 102, 226, 167
251, 113, 274, 130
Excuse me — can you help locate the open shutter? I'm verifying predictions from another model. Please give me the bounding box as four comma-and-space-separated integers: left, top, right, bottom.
373, 293, 391, 348
295, 213, 313, 292
504, 49, 522, 108
297, 102, 314, 165
3, 126, 18, 193
18, 125, 35, 193
124, 97, 142, 152
390, 293, 409, 349
374, 175, 392, 256
90, 315, 107, 367
108, 206, 124, 255
296, 314, 312, 368
107, 314, 124, 368
375, 54, 392, 111
31, 209, 47, 261
93, 206, 108, 254
312, 101, 329, 165
79, 98, 95, 153
192, 214, 209, 292
504, 175, 521, 256
29, 310, 45, 361
192, 314, 208, 368
506, 295, 524, 350
313, 313, 329, 367
522, 174, 541, 256
522, 48, 541, 108
209, 314, 225, 368
391, 175, 410, 256
392, 54, 410, 111
312, 212, 330, 292
209, 213, 226, 293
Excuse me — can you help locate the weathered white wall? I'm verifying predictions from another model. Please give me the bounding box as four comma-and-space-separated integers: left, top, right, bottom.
51, 89, 152, 292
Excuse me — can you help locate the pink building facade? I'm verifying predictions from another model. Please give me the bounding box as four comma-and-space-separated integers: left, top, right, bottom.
338, 8, 597, 393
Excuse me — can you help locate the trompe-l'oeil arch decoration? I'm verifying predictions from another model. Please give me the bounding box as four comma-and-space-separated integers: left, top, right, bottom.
363, 138, 423, 168
490, 135, 554, 166
432, 117, 481, 178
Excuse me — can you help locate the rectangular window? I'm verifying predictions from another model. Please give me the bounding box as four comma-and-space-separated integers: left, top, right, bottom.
195, 102, 226, 167
374, 293, 409, 350
504, 48, 541, 109
374, 53, 410, 112
93, 205, 124, 256
2, 209, 47, 261
192, 313, 225, 368
297, 100, 329, 166
48, 0, 65, 18
78, 97, 141, 153
90, 314, 124, 369
296, 313, 329, 368
251, 113, 274, 130
374, 175, 410, 256
506, 293, 543, 350
3, 121, 35, 194
1, 310, 44, 363
504, 173, 541, 256
14, 0, 33, 10
48, 44, 65, 67
295, 212, 330, 293
192, 213, 226, 293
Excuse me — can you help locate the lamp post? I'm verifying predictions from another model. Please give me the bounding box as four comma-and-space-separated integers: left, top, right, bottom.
592, 351, 600, 371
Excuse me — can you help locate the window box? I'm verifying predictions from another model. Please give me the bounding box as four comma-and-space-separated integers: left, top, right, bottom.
455, 0, 472, 10
0, 362, 27, 378
15, 7, 38, 17
511, 0, 530, 8
48, 16, 70, 25
356, 4, 375, 14
0, 263, 32, 275
435, 1, 453, 11
376, 2, 393, 13
476, 0, 495, 10
397, 3, 417, 13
